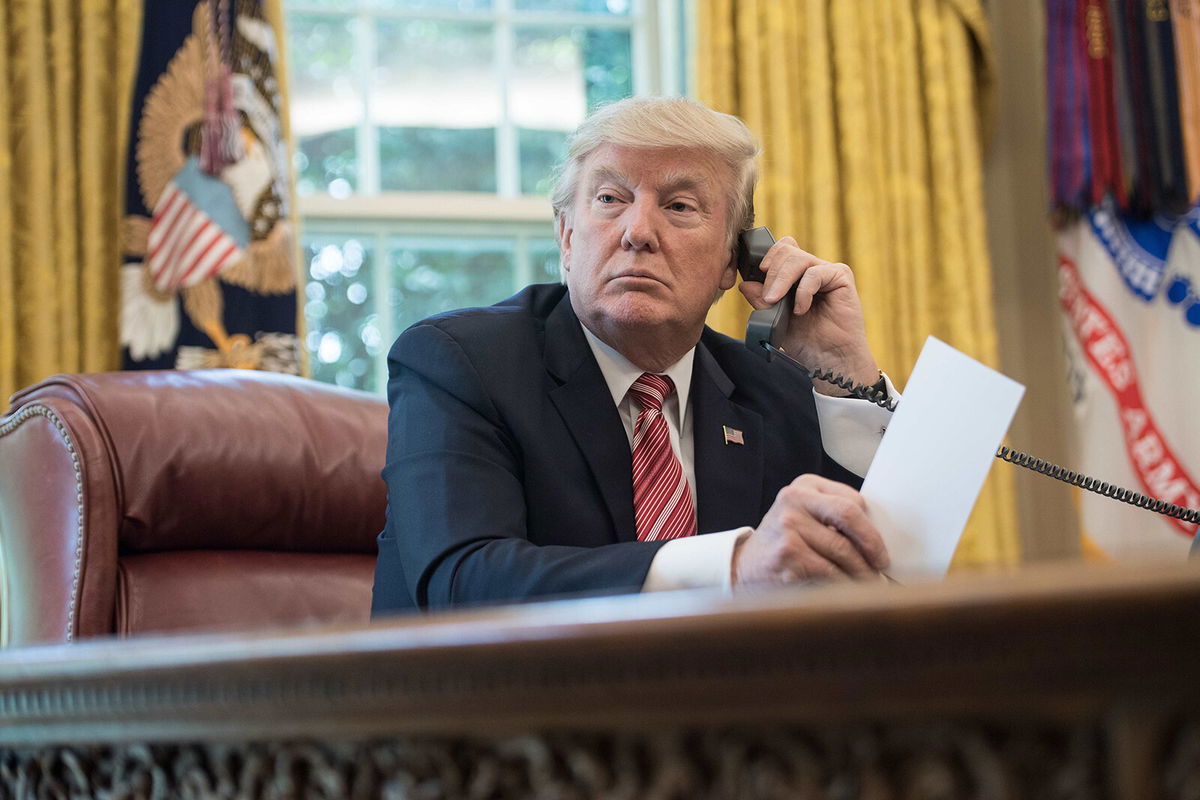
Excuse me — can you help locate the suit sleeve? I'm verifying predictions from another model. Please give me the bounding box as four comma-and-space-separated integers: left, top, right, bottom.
376, 322, 667, 611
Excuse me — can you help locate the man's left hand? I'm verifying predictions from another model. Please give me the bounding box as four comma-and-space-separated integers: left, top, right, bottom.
738, 236, 878, 395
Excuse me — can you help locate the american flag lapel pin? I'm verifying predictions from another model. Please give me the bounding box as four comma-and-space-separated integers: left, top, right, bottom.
722, 425, 744, 446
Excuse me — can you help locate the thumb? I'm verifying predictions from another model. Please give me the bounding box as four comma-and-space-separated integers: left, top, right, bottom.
738, 280, 770, 310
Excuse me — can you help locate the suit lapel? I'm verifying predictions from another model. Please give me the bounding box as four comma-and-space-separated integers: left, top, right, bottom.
544, 294, 637, 542
691, 343, 765, 533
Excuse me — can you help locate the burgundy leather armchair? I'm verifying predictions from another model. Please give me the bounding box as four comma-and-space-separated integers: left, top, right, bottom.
0, 370, 388, 646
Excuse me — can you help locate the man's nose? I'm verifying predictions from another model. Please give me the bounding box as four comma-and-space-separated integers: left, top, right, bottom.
620, 197, 660, 252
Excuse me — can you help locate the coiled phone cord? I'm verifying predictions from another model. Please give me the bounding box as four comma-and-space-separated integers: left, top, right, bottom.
762, 342, 1200, 526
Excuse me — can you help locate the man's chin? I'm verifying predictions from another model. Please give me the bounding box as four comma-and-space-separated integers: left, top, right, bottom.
598, 296, 680, 330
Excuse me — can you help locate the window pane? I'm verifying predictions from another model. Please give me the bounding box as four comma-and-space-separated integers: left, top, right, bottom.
518, 129, 568, 196
295, 129, 358, 196
530, 238, 563, 283
511, 26, 585, 132
303, 236, 381, 392
579, 28, 634, 108
290, 0, 493, 9
511, 26, 632, 194
373, 0, 493, 9
373, 19, 498, 191
288, 14, 361, 195
287, 0, 358, 7
380, 128, 497, 192
515, 0, 630, 14
388, 238, 515, 330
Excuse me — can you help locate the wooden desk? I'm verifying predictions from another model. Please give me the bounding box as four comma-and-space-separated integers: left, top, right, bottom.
1, 561, 1198, 797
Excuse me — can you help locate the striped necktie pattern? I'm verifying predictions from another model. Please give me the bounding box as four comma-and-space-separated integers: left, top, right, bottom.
629, 373, 697, 542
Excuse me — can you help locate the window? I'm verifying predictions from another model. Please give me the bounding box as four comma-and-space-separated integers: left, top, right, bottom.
286, 0, 686, 391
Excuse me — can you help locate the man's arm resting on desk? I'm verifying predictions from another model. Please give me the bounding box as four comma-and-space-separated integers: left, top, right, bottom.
642, 375, 898, 593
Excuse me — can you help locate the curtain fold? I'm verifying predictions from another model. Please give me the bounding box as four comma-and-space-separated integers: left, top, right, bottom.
699, 0, 1019, 568
0, 2, 14, 398
263, 0, 307, 375
0, 0, 142, 402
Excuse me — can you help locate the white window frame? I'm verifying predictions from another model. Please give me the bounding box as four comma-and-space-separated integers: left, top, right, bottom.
290, 0, 688, 224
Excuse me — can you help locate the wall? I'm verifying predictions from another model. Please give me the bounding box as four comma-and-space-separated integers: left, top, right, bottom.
983, 0, 1082, 560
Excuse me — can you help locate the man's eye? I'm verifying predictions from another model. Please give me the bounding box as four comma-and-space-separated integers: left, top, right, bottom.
597, 193, 617, 203
667, 201, 692, 212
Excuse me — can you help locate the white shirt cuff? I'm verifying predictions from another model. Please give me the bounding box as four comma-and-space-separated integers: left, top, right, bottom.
812, 372, 898, 477
641, 527, 753, 593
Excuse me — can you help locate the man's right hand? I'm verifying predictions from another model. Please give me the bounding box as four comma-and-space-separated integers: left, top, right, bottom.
733, 474, 889, 586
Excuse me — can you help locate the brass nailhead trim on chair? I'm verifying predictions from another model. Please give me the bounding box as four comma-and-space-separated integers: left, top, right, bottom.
0, 405, 85, 643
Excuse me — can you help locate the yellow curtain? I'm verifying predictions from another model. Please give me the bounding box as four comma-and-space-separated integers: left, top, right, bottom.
699, 0, 1019, 569
0, 0, 142, 402
263, 0, 308, 376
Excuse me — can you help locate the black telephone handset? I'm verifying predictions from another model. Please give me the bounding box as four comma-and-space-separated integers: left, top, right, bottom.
734, 227, 1200, 526
736, 227, 791, 361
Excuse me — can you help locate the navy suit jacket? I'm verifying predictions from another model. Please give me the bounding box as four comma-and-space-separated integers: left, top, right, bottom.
371, 284, 861, 613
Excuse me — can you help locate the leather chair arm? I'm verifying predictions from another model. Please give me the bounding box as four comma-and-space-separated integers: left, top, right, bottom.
0, 398, 120, 645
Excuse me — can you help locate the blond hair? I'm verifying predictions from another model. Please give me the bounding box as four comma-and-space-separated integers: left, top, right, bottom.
550, 97, 760, 246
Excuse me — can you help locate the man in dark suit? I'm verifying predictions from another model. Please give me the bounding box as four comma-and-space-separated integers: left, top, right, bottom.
372, 97, 894, 614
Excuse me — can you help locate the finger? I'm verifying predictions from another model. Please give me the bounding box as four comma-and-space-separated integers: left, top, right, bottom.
797, 491, 890, 571
762, 264, 804, 305
760, 242, 821, 304
738, 280, 770, 309
803, 524, 874, 578
792, 473, 867, 506
790, 262, 851, 316
791, 266, 824, 316
794, 550, 853, 582
763, 236, 815, 265
764, 522, 852, 583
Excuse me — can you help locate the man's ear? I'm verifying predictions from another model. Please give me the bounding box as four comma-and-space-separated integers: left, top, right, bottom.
718, 248, 738, 291
557, 213, 572, 272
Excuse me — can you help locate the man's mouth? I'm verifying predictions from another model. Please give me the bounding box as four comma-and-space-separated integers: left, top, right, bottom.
613, 270, 665, 285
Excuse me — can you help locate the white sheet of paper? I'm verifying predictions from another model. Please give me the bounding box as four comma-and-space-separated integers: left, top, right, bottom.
861, 336, 1025, 581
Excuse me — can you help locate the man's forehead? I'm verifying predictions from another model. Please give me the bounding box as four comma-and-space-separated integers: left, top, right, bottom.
581, 146, 725, 192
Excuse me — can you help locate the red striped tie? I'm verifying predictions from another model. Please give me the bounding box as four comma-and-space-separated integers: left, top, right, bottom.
629, 373, 697, 541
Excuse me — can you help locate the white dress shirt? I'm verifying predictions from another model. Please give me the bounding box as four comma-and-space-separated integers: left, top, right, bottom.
580, 325, 896, 593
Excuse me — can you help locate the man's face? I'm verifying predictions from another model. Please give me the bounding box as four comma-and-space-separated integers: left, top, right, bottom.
558, 144, 737, 353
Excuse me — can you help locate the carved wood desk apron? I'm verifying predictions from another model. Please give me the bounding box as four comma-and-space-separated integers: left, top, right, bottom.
0, 561, 1198, 798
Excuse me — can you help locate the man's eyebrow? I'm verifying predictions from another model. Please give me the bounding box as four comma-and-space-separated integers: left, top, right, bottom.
588, 166, 632, 189
658, 171, 711, 204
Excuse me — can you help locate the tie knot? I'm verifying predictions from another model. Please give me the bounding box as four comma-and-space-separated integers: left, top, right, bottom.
630, 373, 674, 412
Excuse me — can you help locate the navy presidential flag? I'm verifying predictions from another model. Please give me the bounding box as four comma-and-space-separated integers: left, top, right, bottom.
120, 0, 299, 373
